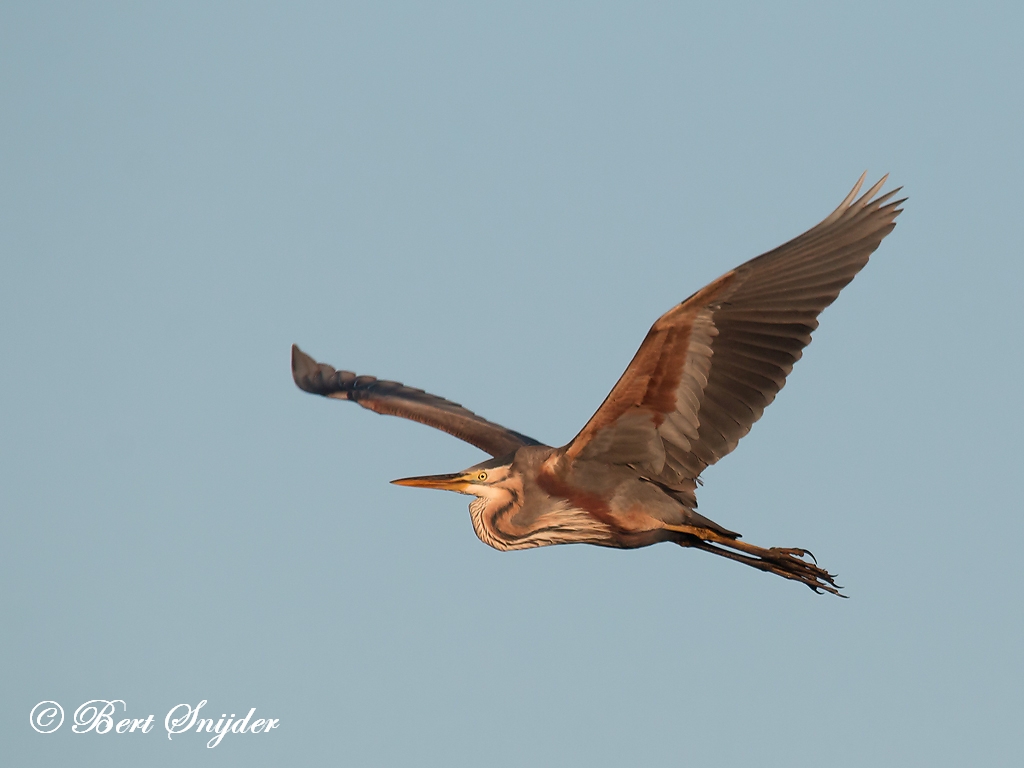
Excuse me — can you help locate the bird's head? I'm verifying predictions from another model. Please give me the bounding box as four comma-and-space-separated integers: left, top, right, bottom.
390, 455, 516, 501
392, 455, 528, 551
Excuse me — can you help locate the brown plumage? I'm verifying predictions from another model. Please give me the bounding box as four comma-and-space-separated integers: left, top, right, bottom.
292, 174, 904, 595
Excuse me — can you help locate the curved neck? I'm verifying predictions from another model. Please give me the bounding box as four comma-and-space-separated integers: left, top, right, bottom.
468, 483, 521, 551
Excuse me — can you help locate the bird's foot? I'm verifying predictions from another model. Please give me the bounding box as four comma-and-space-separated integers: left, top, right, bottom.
759, 546, 842, 596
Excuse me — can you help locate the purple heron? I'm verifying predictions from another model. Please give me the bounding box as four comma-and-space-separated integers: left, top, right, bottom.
292, 174, 903, 595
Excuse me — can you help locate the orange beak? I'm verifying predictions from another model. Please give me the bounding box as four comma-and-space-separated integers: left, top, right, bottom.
390, 472, 470, 492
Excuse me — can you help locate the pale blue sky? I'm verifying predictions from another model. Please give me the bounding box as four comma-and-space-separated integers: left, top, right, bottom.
2, 3, 1022, 766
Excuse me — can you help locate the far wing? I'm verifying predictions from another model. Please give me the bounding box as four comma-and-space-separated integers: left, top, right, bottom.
291, 345, 543, 457
564, 174, 904, 504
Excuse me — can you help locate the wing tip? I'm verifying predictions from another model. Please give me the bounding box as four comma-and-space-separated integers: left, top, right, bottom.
291, 343, 319, 392
823, 171, 905, 227
291, 344, 357, 397
856, 173, 889, 207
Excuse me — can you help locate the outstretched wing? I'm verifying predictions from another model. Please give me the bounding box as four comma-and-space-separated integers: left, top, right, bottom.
291, 345, 543, 457
565, 174, 904, 505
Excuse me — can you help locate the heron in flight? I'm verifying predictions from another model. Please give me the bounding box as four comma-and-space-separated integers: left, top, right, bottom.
292, 174, 903, 595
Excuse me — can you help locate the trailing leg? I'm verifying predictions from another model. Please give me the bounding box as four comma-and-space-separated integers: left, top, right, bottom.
664, 523, 844, 596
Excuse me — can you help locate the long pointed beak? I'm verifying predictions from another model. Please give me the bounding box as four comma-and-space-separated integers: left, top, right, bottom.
390, 472, 470, 492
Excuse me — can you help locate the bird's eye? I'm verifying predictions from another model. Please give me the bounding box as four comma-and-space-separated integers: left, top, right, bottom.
477, 471, 488, 481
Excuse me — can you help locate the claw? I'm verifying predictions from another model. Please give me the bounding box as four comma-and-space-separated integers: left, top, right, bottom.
768, 547, 817, 564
